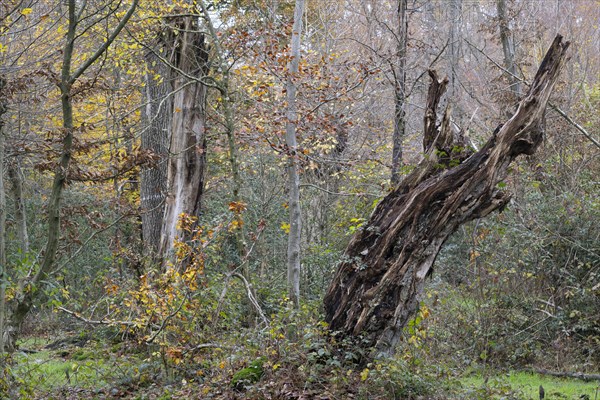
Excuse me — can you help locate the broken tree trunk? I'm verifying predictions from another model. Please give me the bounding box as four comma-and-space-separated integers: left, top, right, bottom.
158, 16, 209, 264
323, 35, 570, 357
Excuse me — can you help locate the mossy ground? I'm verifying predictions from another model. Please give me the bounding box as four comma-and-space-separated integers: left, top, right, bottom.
12, 333, 150, 398
7, 329, 599, 399
461, 371, 599, 399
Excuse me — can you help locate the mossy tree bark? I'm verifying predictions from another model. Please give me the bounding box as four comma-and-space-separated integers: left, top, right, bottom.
324, 35, 570, 358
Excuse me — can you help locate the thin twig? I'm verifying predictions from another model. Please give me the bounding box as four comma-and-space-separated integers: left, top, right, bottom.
145, 294, 188, 344
300, 183, 380, 197
53, 212, 134, 273
548, 103, 600, 149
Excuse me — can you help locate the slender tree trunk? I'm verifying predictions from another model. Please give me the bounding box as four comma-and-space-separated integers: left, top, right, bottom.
159, 17, 209, 263
0, 74, 7, 358
3, 2, 78, 352
7, 161, 29, 255
448, 0, 462, 103
141, 48, 171, 259
391, 0, 408, 186
324, 36, 570, 358
496, 0, 521, 99
286, 0, 305, 308
2, 0, 138, 352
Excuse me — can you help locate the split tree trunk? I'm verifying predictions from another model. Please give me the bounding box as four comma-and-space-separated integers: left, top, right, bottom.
158, 16, 209, 263
324, 35, 570, 357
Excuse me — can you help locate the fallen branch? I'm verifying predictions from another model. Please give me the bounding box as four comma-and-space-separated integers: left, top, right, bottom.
212, 225, 268, 327
231, 272, 269, 326
527, 368, 600, 382
57, 306, 139, 328
183, 342, 228, 356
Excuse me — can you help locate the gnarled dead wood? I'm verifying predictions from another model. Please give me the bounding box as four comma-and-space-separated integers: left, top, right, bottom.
323, 35, 570, 357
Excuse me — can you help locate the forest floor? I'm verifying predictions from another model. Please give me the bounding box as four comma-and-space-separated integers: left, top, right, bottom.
11, 329, 600, 400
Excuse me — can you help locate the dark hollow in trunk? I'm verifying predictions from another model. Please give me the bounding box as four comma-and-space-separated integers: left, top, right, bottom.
323, 35, 570, 358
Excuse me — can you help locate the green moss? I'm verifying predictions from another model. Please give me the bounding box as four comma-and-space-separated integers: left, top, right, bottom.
231, 357, 266, 389
461, 371, 599, 399
72, 349, 94, 361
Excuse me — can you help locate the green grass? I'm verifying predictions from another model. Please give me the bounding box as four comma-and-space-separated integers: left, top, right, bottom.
461, 370, 600, 399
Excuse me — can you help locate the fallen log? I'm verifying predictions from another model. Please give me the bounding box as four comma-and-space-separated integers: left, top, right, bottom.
528, 368, 600, 382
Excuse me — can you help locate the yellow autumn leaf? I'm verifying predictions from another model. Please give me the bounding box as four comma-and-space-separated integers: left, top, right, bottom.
280, 222, 290, 234
21, 8, 33, 15
360, 368, 369, 381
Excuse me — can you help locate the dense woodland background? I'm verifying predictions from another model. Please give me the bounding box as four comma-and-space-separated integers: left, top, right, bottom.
0, 0, 599, 398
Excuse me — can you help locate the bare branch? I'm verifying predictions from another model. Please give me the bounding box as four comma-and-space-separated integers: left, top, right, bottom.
71, 0, 139, 82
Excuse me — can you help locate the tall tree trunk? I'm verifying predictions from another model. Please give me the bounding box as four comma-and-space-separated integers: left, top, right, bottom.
158, 16, 209, 263
140, 48, 171, 259
0, 74, 7, 357
286, 0, 305, 308
448, 0, 462, 103
391, 0, 408, 186
324, 35, 570, 358
496, 0, 521, 99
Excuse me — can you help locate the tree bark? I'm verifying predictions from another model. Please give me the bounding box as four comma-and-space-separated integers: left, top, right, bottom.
285, 0, 305, 308
158, 16, 209, 264
140, 47, 171, 259
7, 160, 29, 255
391, 0, 408, 186
448, 0, 462, 102
323, 35, 570, 357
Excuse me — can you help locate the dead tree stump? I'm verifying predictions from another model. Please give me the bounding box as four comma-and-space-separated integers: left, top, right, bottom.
324, 35, 570, 357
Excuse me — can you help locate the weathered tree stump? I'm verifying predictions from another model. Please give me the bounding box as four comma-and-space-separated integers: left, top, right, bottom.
324, 35, 570, 357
